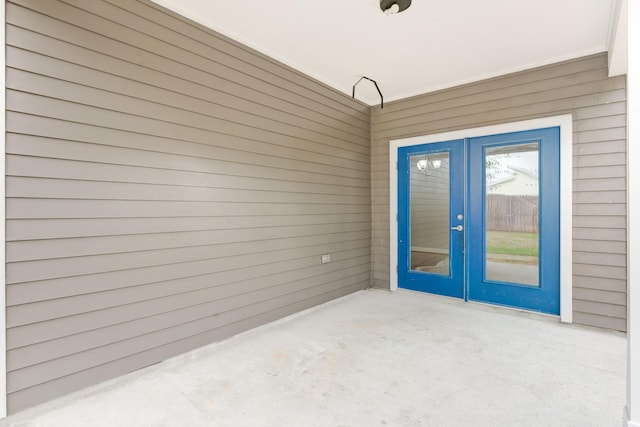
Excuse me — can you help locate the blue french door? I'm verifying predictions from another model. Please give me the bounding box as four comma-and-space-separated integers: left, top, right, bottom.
398, 139, 465, 298
398, 128, 560, 315
467, 127, 560, 314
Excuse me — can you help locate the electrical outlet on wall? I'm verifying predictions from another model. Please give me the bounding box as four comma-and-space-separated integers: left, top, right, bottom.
321, 254, 331, 264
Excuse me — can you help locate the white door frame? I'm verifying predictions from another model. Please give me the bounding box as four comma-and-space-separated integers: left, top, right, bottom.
389, 115, 573, 323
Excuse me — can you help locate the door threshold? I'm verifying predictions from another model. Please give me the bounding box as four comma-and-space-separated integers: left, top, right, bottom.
467, 299, 560, 323
398, 288, 561, 324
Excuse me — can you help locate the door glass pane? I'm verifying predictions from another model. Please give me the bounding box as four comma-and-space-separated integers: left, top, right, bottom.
410, 152, 450, 276
485, 143, 539, 286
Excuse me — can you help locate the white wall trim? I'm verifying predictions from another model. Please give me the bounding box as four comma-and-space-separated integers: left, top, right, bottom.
608, 0, 628, 77
389, 115, 573, 323
1, 0, 7, 417
625, 0, 639, 424
624, 406, 640, 427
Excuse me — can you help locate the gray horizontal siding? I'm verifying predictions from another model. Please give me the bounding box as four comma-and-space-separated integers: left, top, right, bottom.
370, 53, 627, 331
8, 281, 366, 413
5, 0, 370, 413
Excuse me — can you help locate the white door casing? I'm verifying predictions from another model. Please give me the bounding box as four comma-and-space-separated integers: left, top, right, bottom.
389, 115, 573, 323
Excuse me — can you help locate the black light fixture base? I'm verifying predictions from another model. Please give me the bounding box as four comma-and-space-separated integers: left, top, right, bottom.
380, 0, 412, 13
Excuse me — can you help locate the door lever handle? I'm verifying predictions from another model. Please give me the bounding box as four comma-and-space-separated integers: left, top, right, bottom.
451, 225, 463, 231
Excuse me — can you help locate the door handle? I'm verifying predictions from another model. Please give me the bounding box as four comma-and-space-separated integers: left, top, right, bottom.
451, 225, 463, 231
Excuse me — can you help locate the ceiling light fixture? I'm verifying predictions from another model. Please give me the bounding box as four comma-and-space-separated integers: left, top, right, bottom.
417, 156, 442, 176
380, 0, 412, 14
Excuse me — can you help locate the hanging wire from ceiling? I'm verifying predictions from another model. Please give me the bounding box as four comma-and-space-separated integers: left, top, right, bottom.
352, 76, 384, 109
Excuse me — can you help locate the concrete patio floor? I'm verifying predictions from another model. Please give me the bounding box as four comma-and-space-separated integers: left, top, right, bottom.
0, 289, 626, 427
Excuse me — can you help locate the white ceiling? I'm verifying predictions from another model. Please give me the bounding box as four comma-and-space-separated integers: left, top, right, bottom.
150, 0, 616, 106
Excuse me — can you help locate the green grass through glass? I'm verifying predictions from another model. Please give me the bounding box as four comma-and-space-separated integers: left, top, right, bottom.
486, 230, 539, 257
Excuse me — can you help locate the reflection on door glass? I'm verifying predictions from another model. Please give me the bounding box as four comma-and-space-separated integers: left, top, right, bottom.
485, 143, 539, 286
409, 152, 450, 276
